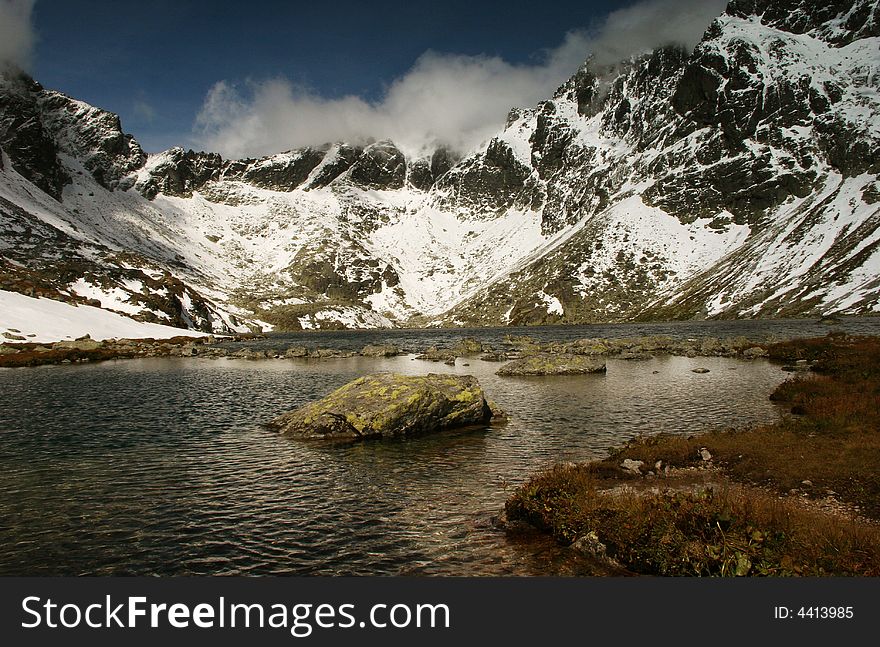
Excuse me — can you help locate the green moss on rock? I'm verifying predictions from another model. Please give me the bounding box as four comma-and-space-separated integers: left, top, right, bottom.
268, 373, 503, 440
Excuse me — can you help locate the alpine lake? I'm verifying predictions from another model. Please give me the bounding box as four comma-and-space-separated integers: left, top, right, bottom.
2, 317, 879, 575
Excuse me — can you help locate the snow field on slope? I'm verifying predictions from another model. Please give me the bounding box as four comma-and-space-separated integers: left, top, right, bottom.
0, 290, 208, 343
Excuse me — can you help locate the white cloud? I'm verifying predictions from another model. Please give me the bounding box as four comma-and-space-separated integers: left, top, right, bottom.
194, 0, 727, 159
132, 98, 157, 123
589, 0, 728, 67
0, 0, 35, 70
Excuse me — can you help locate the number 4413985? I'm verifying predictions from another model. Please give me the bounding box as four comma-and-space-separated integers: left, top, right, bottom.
774, 607, 854, 619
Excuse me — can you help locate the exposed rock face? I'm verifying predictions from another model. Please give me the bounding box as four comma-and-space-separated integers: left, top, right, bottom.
268, 373, 499, 439
237, 148, 326, 191
409, 147, 457, 190
0, 71, 147, 197
496, 354, 607, 376
37, 92, 147, 191
136, 148, 224, 198
348, 141, 407, 190
0, 73, 69, 200
433, 138, 538, 216
305, 143, 362, 189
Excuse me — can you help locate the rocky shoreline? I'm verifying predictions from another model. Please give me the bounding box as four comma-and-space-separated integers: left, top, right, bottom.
0, 331, 785, 369
502, 334, 880, 576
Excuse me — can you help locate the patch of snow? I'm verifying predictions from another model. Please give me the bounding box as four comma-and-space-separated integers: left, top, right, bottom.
69, 278, 143, 315
537, 291, 564, 316
0, 290, 207, 343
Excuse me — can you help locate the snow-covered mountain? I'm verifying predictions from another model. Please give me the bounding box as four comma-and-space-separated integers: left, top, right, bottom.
1, 0, 878, 337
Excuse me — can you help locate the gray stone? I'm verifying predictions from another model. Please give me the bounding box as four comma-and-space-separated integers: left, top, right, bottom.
269, 373, 501, 440
621, 458, 644, 474
571, 531, 610, 559
497, 354, 606, 376
360, 344, 399, 357
742, 346, 768, 358
53, 338, 102, 351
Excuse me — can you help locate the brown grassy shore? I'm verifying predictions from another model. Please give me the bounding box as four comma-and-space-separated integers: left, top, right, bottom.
505, 334, 880, 576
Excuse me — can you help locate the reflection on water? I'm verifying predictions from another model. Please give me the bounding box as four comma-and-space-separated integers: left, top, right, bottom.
0, 344, 792, 575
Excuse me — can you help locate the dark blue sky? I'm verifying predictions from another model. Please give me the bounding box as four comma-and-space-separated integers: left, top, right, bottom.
31, 0, 636, 152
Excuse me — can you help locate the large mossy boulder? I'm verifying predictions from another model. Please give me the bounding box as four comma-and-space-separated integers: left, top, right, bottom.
496, 353, 606, 376
269, 373, 501, 440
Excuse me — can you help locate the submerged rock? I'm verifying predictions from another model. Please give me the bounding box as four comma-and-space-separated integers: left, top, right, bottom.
360, 344, 400, 357
311, 348, 357, 358
284, 345, 309, 358
415, 346, 457, 363
269, 373, 502, 440
618, 350, 652, 361
232, 348, 268, 359
450, 337, 484, 355
496, 353, 606, 376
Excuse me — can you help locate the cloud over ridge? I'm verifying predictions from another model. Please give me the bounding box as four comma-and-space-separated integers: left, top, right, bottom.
195, 0, 728, 159
0, 0, 36, 70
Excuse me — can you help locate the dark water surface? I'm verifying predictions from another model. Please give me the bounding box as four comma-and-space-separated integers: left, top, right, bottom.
0, 319, 876, 575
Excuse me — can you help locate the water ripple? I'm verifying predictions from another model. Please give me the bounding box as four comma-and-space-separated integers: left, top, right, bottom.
0, 341, 805, 575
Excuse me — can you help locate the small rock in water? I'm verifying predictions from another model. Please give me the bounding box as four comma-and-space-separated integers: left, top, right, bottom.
360, 344, 399, 357
692, 368, 710, 374
801, 480, 813, 487
497, 354, 606, 376
416, 346, 457, 363
618, 351, 652, 361
284, 346, 309, 358
450, 337, 483, 355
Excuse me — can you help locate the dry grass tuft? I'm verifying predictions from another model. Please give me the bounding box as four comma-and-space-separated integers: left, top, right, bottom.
507, 464, 880, 576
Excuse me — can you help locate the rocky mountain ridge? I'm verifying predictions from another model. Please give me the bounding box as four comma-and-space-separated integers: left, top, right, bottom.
1, 0, 878, 335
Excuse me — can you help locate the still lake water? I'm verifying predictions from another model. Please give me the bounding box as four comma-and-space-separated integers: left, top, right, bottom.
0, 319, 877, 575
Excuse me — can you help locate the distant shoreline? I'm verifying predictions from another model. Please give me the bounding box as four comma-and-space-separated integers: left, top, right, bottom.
0, 328, 808, 368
